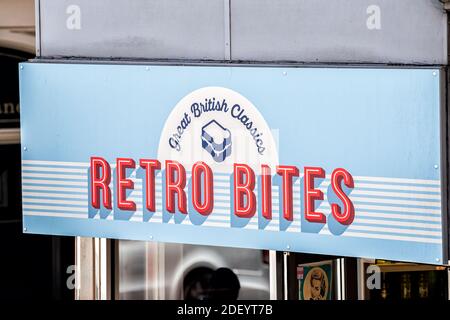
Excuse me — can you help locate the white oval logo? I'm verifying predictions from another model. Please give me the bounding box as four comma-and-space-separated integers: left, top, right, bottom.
158, 87, 279, 173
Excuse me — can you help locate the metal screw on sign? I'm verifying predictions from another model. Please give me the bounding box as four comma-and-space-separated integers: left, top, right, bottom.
23, 147, 27, 151
434, 164, 439, 169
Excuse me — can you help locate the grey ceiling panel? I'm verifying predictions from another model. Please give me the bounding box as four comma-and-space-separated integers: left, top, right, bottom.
39, 0, 227, 60
230, 0, 447, 64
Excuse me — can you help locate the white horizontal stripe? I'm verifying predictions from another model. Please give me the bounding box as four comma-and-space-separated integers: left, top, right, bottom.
22, 185, 87, 193
321, 175, 440, 186
353, 203, 441, 215
23, 192, 88, 199
128, 191, 143, 197
23, 211, 86, 218
22, 160, 89, 167
214, 175, 230, 181
214, 189, 230, 195
317, 203, 440, 215
215, 190, 231, 195
214, 204, 231, 210
214, 208, 233, 214
215, 181, 230, 188
129, 199, 163, 207
133, 213, 163, 218
23, 204, 86, 212
22, 166, 87, 173
23, 198, 87, 206
128, 197, 142, 202
321, 228, 441, 244
215, 195, 230, 201
349, 196, 440, 208
356, 211, 441, 222
22, 172, 87, 180
204, 216, 229, 222
355, 183, 440, 193
345, 225, 441, 237
214, 199, 229, 204
355, 218, 441, 229
353, 175, 440, 186
23, 179, 87, 186
350, 189, 441, 200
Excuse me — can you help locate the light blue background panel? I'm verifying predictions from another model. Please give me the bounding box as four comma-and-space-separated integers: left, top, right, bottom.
19, 63, 445, 264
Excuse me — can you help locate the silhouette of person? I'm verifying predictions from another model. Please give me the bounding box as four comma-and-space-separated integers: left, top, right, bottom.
209, 267, 241, 301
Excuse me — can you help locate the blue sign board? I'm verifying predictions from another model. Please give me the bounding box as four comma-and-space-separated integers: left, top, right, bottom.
19, 63, 445, 264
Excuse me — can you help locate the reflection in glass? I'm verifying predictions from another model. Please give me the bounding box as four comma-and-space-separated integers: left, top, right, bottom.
117, 241, 270, 300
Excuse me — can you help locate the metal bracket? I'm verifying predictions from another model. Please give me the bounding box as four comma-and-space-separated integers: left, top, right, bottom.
34, 0, 41, 56
223, 0, 231, 60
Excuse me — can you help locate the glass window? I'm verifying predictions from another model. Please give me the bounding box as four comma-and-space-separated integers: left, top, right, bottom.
116, 241, 270, 300
361, 260, 448, 300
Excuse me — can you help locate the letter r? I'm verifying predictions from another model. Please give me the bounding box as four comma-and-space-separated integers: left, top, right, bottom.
90, 157, 112, 209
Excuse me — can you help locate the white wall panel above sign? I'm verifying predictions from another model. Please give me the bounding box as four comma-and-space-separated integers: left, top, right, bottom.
38, 0, 228, 60
230, 0, 447, 64
36, 0, 447, 64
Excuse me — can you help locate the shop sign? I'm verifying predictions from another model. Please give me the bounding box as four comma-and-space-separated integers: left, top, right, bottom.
19, 63, 446, 264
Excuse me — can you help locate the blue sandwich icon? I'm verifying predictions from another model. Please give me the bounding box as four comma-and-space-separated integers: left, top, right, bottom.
201, 120, 232, 162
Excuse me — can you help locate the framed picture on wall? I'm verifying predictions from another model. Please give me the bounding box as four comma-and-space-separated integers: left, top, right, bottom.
297, 261, 333, 300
